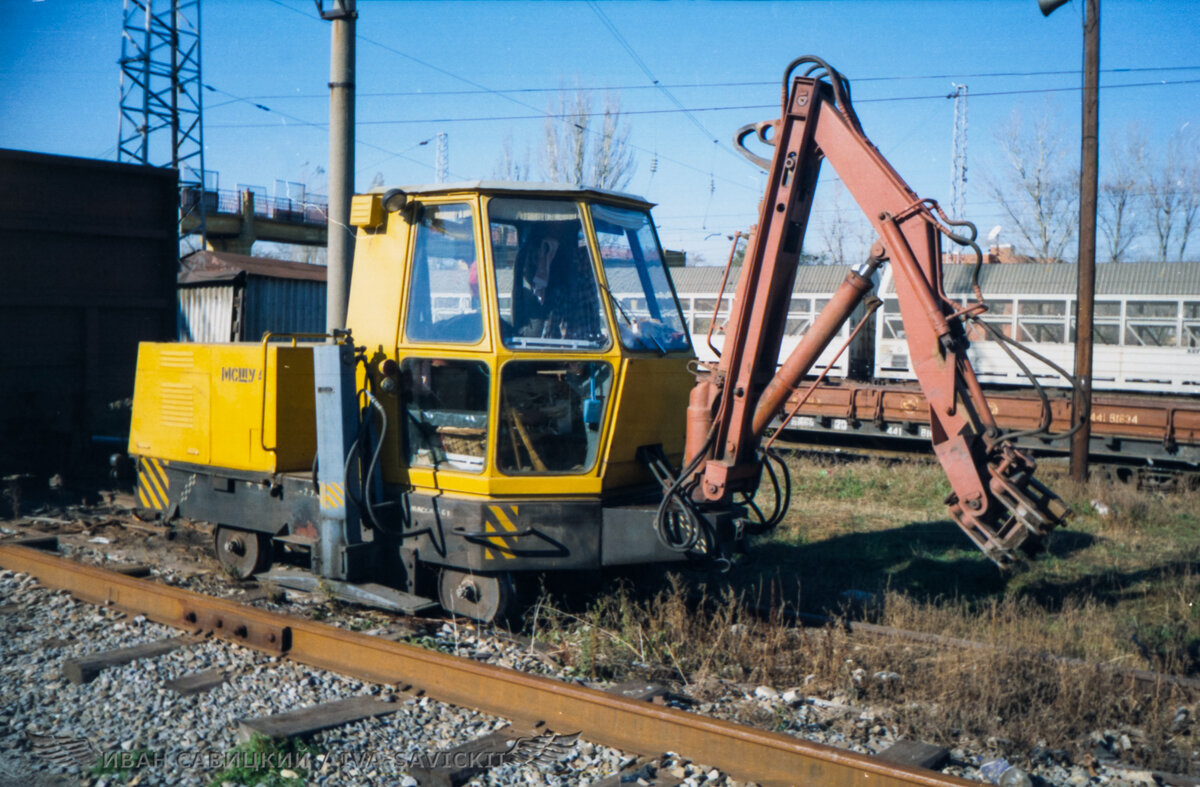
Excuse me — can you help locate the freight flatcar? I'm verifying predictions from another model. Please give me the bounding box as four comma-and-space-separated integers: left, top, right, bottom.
660, 260, 1200, 478
665, 261, 1200, 396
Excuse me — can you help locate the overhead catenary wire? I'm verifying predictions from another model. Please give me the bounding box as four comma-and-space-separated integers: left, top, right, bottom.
201, 82, 466, 179
223, 65, 1200, 101
229, 0, 1199, 214
586, 0, 747, 168
207, 78, 1200, 129
259, 0, 764, 193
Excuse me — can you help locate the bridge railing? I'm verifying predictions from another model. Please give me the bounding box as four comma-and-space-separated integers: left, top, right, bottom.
181, 187, 329, 226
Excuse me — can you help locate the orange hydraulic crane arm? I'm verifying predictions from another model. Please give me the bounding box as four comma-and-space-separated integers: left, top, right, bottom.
678, 57, 1069, 566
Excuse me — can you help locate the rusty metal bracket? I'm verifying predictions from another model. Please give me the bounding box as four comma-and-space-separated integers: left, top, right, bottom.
732, 121, 776, 169
182, 606, 290, 654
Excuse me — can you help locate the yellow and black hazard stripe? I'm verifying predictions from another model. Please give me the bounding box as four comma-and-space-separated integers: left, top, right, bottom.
481, 504, 521, 561
136, 457, 171, 511
321, 481, 345, 511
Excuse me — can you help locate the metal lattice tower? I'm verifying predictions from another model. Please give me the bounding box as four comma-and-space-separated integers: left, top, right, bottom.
118, 0, 206, 242
949, 83, 968, 219
435, 132, 448, 183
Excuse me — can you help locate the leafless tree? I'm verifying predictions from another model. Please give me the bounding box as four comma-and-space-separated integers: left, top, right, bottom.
591, 93, 637, 191
1098, 124, 1147, 262
985, 108, 1079, 263
541, 87, 636, 191
1146, 125, 1200, 261
493, 134, 533, 182
816, 182, 872, 265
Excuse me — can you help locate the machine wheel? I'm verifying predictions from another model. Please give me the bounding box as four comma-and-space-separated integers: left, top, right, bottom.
215, 526, 271, 580
437, 568, 517, 625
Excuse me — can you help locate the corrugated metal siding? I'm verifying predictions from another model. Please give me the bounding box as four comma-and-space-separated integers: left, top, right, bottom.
242, 275, 326, 341
1096, 261, 1200, 295
672, 262, 1200, 299
939, 261, 1200, 297
669, 264, 855, 294
178, 285, 236, 342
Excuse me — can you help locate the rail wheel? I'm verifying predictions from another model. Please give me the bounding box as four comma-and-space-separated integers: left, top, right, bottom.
215, 526, 271, 580
438, 568, 516, 625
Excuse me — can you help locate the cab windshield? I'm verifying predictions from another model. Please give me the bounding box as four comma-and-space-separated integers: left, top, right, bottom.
590, 204, 690, 353
488, 197, 610, 351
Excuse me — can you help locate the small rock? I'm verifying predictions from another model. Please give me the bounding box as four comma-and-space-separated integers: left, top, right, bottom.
754, 685, 778, 701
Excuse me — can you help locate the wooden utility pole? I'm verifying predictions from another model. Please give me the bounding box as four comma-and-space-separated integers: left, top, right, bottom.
1071, 0, 1100, 482
1040, 0, 1100, 482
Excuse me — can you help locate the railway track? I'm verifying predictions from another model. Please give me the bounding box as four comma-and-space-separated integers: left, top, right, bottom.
0, 540, 977, 787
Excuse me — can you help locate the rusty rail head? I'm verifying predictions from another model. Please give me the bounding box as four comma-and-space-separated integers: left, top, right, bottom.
0, 544, 973, 787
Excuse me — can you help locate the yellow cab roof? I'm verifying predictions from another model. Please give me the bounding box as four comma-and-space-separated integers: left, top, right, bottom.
365, 180, 655, 210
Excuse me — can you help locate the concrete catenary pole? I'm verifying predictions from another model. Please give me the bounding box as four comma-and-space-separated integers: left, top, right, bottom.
322, 0, 356, 332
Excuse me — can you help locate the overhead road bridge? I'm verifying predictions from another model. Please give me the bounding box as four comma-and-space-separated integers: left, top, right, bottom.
181, 187, 328, 254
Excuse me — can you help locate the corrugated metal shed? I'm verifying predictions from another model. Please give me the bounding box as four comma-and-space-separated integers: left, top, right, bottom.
243, 275, 325, 340
178, 251, 326, 342
178, 286, 237, 342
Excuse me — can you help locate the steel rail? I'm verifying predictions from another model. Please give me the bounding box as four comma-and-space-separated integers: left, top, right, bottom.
0, 544, 972, 787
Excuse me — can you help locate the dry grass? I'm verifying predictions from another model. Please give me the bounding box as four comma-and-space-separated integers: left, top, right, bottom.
529, 455, 1200, 771
532, 578, 1198, 771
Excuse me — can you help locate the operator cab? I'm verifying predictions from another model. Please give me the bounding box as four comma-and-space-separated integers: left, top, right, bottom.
347, 182, 695, 500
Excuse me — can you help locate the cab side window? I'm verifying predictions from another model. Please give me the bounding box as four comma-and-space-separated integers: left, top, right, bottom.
399, 358, 489, 473
405, 203, 482, 344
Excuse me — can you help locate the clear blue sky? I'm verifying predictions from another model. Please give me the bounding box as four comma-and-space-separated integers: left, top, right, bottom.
2, 0, 1197, 264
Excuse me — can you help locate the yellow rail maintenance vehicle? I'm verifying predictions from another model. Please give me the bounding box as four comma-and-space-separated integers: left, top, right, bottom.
129, 182, 721, 622
129, 59, 1072, 623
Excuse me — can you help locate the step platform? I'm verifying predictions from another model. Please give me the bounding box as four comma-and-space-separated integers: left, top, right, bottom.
254, 567, 439, 615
